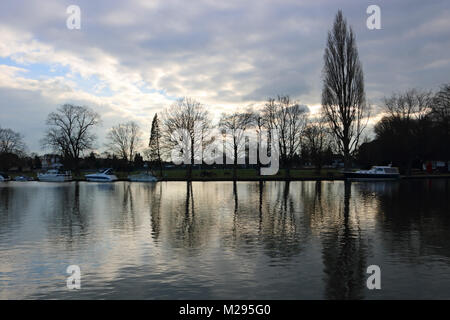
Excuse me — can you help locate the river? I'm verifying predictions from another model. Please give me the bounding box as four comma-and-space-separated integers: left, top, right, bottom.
0, 180, 449, 299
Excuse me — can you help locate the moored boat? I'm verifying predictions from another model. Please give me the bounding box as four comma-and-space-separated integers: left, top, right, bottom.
128, 172, 158, 182
0, 172, 11, 182
38, 169, 72, 182
344, 166, 400, 181
14, 175, 34, 181
85, 168, 118, 182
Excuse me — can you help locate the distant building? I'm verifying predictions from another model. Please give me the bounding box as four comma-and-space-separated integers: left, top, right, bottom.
40, 154, 63, 170
422, 160, 450, 173
331, 159, 344, 168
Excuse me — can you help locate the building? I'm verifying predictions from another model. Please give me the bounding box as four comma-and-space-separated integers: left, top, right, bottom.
40, 154, 63, 170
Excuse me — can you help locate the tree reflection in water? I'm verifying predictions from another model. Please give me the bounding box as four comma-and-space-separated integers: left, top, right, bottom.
316, 181, 368, 299
2, 180, 450, 299
302, 182, 368, 299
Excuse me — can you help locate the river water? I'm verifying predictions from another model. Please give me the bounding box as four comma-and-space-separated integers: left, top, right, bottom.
0, 180, 449, 299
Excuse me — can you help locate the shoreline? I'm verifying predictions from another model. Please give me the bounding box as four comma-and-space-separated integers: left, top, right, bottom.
4, 170, 450, 183
65, 174, 450, 182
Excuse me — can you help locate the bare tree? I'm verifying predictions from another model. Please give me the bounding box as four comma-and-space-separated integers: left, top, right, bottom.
254, 110, 267, 175
0, 126, 27, 171
42, 104, 100, 171
303, 114, 333, 174
322, 10, 369, 170
381, 89, 432, 174
432, 84, 450, 164
384, 89, 432, 121
219, 109, 255, 180
263, 95, 308, 178
161, 97, 212, 180
106, 121, 142, 163
432, 84, 450, 119
0, 126, 26, 155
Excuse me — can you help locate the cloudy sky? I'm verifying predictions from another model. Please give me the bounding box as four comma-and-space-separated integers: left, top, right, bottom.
0, 0, 449, 153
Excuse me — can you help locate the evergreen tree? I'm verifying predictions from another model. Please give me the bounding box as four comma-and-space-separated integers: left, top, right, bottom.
148, 113, 163, 176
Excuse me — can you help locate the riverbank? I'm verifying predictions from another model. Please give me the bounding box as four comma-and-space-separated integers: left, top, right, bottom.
5, 168, 450, 182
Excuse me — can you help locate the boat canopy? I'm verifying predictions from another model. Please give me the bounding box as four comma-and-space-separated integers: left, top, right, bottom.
371, 166, 399, 174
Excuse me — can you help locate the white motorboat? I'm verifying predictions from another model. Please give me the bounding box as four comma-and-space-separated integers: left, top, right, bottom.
344, 166, 400, 181
85, 168, 118, 182
38, 169, 72, 182
128, 172, 158, 182
0, 172, 11, 182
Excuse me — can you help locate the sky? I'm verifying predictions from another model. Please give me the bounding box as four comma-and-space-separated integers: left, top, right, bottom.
0, 0, 449, 153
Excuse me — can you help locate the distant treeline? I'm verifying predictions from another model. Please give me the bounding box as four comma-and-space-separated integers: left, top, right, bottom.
357, 86, 450, 174
2, 84, 449, 176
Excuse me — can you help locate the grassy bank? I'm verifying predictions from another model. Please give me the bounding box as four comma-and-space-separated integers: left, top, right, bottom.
5, 168, 450, 182
157, 168, 344, 181
7, 168, 343, 181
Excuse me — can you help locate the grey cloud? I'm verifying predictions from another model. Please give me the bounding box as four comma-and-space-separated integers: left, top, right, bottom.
1, 0, 449, 151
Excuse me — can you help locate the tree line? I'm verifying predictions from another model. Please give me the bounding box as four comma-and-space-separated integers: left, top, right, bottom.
358, 86, 450, 174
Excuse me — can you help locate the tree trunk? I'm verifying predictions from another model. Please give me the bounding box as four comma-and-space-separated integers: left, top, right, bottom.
233, 145, 238, 181
406, 159, 413, 176
315, 156, 322, 174
285, 160, 291, 180
256, 139, 261, 176
343, 140, 351, 171
73, 157, 80, 175
188, 138, 194, 181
